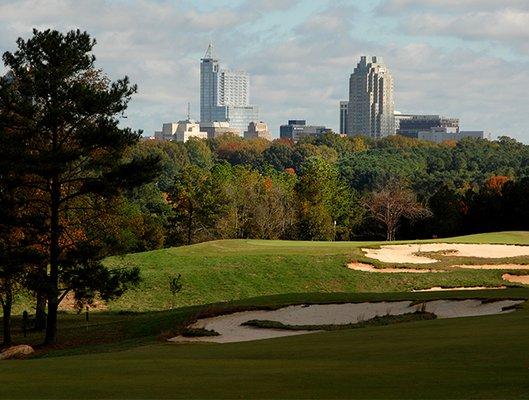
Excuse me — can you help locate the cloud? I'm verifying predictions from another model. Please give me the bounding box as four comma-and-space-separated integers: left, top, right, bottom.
1, 0, 528, 141
378, 0, 529, 14
377, 0, 529, 56
401, 9, 529, 42
387, 43, 529, 139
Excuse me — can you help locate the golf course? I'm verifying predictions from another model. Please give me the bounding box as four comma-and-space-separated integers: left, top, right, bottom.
2, 231, 529, 399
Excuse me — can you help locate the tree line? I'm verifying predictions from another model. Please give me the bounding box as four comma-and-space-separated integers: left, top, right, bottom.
130, 133, 529, 247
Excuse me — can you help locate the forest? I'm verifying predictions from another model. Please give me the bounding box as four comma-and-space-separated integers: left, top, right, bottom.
126, 132, 529, 249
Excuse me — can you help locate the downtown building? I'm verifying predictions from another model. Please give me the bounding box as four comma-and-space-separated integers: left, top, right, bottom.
154, 119, 207, 143
395, 113, 459, 138
346, 56, 395, 138
339, 101, 348, 135
245, 121, 272, 141
200, 44, 258, 133
279, 120, 331, 142
395, 112, 487, 143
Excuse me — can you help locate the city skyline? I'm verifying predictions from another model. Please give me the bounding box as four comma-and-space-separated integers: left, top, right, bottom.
1, 1, 528, 141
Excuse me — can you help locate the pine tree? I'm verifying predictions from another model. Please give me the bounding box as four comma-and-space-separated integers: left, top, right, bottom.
0, 29, 160, 344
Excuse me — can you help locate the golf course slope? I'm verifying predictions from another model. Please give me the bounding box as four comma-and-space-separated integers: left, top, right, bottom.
104, 231, 529, 311
2, 231, 529, 399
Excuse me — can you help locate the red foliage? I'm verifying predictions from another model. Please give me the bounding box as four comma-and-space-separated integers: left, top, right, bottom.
486, 175, 510, 193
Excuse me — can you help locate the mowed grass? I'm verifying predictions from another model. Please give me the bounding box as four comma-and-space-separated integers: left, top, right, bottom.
3, 232, 529, 398
104, 232, 529, 311
1, 289, 529, 399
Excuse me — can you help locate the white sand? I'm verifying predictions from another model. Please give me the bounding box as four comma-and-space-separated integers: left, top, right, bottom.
502, 274, 529, 285
363, 243, 529, 264
413, 286, 506, 292
347, 262, 443, 273
454, 264, 529, 270
168, 299, 523, 344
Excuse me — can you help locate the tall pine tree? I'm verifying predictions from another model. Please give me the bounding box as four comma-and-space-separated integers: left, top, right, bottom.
0, 29, 160, 344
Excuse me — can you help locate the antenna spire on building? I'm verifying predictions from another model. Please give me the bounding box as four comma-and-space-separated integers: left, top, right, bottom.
187, 102, 190, 121
204, 42, 213, 59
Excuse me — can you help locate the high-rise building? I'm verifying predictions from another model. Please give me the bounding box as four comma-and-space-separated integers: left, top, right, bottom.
200, 44, 259, 133
347, 56, 395, 138
339, 101, 348, 135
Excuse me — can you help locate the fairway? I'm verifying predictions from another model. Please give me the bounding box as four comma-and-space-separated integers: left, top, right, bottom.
2, 290, 529, 399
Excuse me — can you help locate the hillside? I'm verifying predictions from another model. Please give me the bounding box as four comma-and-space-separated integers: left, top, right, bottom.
104, 232, 529, 311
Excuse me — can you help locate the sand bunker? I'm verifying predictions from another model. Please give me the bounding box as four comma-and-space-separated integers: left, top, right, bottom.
413, 286, 506, 292
502, 274, 529, 285
347, 262, 443, 273
168, 299, 523, 344
348, 261, 529, 274
454, 264, 529, 270
363, 243, 529, 264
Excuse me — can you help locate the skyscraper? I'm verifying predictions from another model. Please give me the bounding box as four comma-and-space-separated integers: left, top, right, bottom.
200, 44, 258, 133
347, 56, 395, 138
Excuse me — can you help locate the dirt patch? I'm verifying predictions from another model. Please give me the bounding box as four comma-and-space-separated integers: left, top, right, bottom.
168, 299, 524, 344
502, 274, 529, 285
363, 243, 529, 264
347, 262, 444, 273
58, 292, 107, 312
413, 286, 506, 292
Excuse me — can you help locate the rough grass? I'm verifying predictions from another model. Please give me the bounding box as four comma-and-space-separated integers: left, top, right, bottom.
241, 311, 437, 331
181, 327, 219, 337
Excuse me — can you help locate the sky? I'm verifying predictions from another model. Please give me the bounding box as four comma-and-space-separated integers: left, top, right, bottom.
1, 0, 529, 141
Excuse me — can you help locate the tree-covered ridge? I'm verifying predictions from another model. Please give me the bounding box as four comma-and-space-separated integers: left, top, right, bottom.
127, 133, 529, 248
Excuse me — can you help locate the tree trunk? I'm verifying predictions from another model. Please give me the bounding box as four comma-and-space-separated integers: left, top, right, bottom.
386, 224, 396, 241
2, 291, 13, 347
187, 202, 193, 245
35, 291, 47, 330
45, 293, 58, 344
44, 174, 60, 345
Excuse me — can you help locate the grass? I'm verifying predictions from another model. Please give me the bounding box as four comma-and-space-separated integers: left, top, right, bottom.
8, 289, 527, 356
241, 311, 437, 331
1, 289, 529, 399
181, 327, 219, 337
2, 231, 529, 398
96, 231, 529, 312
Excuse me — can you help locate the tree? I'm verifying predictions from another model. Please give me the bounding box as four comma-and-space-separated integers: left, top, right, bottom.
169, 274, 183, 308
168, 165, 224, 245
0, 29, 160, 344
0, 165, 44, 344
296, 157, 359, 240
214, 166, 297, 240
364, 181, 431, 241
